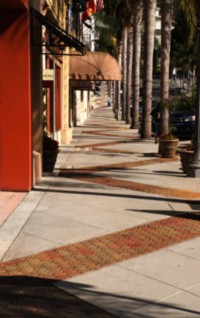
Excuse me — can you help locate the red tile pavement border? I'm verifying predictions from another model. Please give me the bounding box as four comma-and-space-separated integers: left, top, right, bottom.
70, 175, 200, 199
75, 139, 139, 149
107, 157, 179, 169
91, 147, 138, 154
60, 157, 199, 200
61, 157, 177, 172
0, 216, 200, 280
82, 130, 138, 139
0, 192, 26, 226
83, 127, 130, 132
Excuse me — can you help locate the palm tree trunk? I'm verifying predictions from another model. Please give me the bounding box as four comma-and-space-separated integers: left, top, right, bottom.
126, 21, 134, 124
160, 0, 173, 135
113, 80, 116, 114
122, 26, 128, 121
141, 0, 156, 139
131, 2, 143, 129
115, 38, 123, 120
107, 81, 112, 106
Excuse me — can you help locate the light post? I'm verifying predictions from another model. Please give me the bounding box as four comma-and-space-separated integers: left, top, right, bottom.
187, 19, 200, 177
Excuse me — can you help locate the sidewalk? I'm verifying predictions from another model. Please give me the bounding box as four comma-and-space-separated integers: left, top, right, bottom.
0, 105, 200, 317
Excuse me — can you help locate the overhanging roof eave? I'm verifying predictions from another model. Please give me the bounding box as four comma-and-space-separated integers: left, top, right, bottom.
31, 8, 86, 54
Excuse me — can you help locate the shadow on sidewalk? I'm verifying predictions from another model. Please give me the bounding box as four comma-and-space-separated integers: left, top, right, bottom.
0, 276, 116, 318
0, 276, 199, 317
34, 186, 200, 219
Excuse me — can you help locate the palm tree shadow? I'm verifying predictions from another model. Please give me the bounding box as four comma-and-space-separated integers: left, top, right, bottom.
0, 276, 116, 317
1, 276, 200, 317
126, 209, 200, 220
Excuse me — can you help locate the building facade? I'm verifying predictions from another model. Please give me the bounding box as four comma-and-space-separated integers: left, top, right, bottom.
0, 0, 85, 191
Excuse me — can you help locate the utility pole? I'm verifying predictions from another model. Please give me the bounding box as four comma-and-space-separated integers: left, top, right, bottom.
187, 16, 200, 177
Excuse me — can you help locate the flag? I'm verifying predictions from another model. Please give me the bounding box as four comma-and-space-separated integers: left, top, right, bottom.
96, 0, 104, 11
88, 0, 97, 13
81, 0, 104, 23
81, 0, 97, 22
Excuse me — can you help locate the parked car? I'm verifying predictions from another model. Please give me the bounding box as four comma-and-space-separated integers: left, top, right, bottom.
151, 107, 195, 140
169, 111, 195, 140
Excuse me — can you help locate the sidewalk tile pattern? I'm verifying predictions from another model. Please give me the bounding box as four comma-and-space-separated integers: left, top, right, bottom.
60, 156, 200, 199
0, 192, 26, 226
0, 215, 200, 280
1, 111, 200, 300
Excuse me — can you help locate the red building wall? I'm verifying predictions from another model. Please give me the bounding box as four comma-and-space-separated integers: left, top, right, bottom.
0, 1, 32, 191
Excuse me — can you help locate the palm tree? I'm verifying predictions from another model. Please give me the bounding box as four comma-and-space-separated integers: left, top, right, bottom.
125, 18, 134, 124
96, 0, 132, 122
95, 0, 123, 118
130, 0, 143, 129
122, 25, 128, 121
174, 0, 197, 44
159, 0, 173, 135
115, 37, 123, 120
141, 0, 156, 139
171, 0, 198, 82
119, 3, 133, 122
97, 0, 141, 126
121, 0, 143, 128
175, 0, 200, 176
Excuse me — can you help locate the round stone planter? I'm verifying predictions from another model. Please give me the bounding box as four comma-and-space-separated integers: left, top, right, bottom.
178, 149, 194, 174
158, 139, 179, 158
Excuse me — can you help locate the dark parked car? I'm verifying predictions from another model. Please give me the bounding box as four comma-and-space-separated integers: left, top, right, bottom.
169, 111, 195, 140
151, 106, 195, 140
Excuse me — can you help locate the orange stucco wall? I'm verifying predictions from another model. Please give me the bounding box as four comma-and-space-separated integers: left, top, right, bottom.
0, 5, 32, 190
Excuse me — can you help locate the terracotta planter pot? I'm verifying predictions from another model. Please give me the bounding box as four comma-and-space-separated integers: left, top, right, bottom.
158, 139, 179, 158
178, 149, 194, 174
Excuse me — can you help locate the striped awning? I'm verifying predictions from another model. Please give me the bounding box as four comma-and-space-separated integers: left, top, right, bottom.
69, 51, 122, 81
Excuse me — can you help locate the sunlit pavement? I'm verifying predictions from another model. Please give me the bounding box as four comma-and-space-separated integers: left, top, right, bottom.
0, 104, 200, 317
0, 192, 26, 227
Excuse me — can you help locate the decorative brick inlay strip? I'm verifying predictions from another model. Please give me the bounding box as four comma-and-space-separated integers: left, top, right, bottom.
71, 175, 200, 199
82, 130, 138, 139
60, 158, 177, 174
75, 140, 137, 149
0, 216, 200, 280
78, 147, 138, 154
60, 157, 198, 199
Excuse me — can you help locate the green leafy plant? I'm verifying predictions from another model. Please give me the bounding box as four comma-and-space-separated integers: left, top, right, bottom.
159, 132, 177, 140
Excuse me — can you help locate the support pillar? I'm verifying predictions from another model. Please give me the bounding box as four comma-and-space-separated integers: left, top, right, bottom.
0, 5, 32, 190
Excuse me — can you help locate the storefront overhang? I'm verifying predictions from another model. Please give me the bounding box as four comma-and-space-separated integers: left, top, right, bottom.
31, 8, 85, 55
70, 80, 94, 90
69, 51, 122, 81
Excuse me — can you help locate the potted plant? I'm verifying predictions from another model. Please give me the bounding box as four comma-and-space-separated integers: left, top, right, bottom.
177, 143, 194, 174
43, 135, 59, 172
158, 132, 179, 158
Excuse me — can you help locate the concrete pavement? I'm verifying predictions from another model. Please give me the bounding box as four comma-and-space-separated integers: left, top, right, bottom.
0, 104, 200, 317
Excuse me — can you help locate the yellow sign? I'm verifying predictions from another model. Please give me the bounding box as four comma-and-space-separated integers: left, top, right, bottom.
43, 69, 54, 81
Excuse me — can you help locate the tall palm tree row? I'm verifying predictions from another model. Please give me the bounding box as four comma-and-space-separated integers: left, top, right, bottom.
96, 0, 199, 142
114, 0, 143, 126
171, 0, 198, 80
